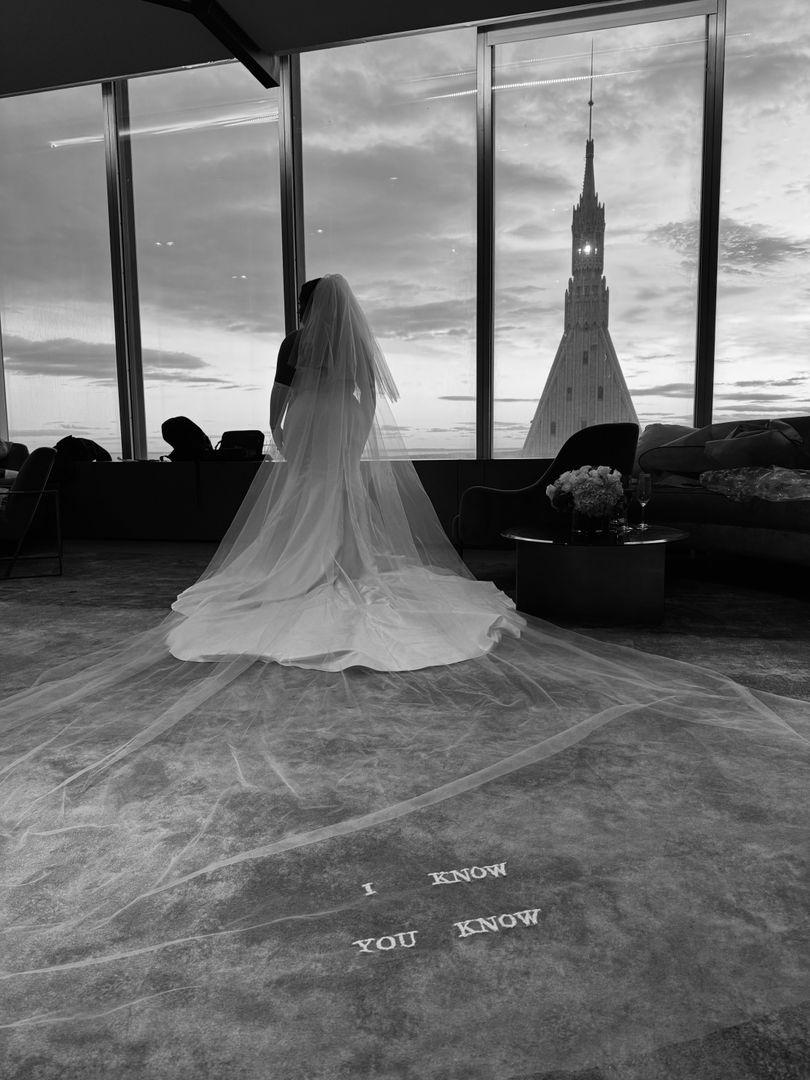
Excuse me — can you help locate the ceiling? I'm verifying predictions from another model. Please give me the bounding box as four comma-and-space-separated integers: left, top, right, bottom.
1, 0, 603, 98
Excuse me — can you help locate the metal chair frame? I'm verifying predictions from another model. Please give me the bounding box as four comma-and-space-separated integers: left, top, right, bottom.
0, 487, 63, 579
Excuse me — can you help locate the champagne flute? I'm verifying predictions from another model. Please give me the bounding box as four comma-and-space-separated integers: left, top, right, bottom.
636, 471, 652, 532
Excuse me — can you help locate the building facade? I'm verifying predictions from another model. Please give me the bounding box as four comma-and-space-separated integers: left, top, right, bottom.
522, 118, 638, 458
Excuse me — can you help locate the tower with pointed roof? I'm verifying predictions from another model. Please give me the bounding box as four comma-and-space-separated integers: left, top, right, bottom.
522, 55, 637, 458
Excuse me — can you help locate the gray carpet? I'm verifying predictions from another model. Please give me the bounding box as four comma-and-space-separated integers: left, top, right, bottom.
0, 542, 807, 1080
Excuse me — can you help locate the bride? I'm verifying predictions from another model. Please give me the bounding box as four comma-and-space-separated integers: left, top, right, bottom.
0, 273, 807, 1073
167, 273, 523, 670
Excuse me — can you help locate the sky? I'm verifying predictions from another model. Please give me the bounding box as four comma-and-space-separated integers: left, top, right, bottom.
0, 0, 808, 459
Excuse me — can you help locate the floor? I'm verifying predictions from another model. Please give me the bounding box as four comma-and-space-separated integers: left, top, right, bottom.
0, 541, 808, 1080
6, 540, 810, 698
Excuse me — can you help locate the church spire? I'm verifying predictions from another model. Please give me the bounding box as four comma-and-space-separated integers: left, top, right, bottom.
588, 40, 594, 140
582, 42, 596, 205
521, 38, 638, 459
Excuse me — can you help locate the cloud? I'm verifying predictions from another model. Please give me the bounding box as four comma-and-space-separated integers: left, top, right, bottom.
712, 402, 810, 419
713, 389, 806, 403
3, 335, 116, 381
437, 394, 541, 403
722, 26, 810, 115
724, 376, 808, 389
628, 382, 692, 397
720, 222, 810, 270
629, 352, 677, 362
368, 298, 475, 340
494, 165, 574, 222
784, 179, 810, 198
9, 423, 95, 438
649, 218, 810, 272
619, 304, 658, 326
2, 334, 244, 389
1, 91, 287, 338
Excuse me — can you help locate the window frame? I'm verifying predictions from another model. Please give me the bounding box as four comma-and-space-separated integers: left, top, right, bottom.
478, 0, 725, 456
0, 0, 731, 459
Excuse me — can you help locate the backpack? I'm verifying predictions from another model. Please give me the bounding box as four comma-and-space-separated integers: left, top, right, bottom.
160, 417, 216, 462
215, 430, 265, 461
54, 436, 112, 462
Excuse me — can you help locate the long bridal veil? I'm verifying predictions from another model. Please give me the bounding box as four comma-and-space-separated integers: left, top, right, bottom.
166, 274, 523, 670
1, 275, 807, 1073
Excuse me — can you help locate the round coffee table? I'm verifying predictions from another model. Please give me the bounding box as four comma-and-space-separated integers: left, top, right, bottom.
501, 524, 689, 625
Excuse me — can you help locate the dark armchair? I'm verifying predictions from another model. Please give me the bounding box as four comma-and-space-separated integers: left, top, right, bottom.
0, 447, 63, 578
452, 422, 640, 549
0, 440, 29, 477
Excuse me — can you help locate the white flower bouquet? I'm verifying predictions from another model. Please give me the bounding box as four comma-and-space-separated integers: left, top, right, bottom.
546, 465, 625, 518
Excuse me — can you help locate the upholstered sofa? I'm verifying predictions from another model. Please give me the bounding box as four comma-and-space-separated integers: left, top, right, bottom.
636, 415, 810, 568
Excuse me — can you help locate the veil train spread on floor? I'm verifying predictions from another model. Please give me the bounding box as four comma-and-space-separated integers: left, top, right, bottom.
0, 275, 807, 1073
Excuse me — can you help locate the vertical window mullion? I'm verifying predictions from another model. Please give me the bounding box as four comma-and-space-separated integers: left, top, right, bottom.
278, 54, 306, 335
476, 30, 494, 460
102, 79, 146, 459
694, 0, 726, 427
0, 315, 9, 442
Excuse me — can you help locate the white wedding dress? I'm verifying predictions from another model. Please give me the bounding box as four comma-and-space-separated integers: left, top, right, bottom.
168, 275, 524, 670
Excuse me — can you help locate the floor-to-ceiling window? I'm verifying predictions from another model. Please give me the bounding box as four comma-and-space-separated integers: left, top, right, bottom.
127, 63, 284, 457
300, 28, 478, 459
0, 86, 119, 453
713, 0, 810, 422
3, 2, 810, 464
491, 12, 706, 458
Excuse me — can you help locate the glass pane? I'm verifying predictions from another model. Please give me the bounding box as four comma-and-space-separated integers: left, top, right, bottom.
0, 86, 119, 454
301, 29, 477, 459
714, 0, 810, 421
128, 63, 284, 457
493, 16, 706, 457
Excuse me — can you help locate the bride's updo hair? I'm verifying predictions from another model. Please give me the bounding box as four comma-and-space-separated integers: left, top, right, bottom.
298, 278, 322, 321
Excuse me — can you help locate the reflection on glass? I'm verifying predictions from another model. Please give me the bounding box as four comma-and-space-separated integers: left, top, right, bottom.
300, 29, 477, 459
714, 0, 810, 423
0, 86, 119, 453
128, 63, 284, 458
493, 17, 705, 457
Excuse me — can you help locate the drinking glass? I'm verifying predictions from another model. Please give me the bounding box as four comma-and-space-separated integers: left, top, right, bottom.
636, 472, 652, 532
610, 492, 632, 537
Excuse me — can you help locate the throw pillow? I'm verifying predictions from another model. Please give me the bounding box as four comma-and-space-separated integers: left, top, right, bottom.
705, 420, 810, 469
778, 415, 810, 448
638, 420, 741, 476
633, 424, 695, 475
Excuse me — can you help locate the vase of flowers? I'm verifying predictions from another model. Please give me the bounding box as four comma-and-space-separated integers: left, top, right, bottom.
546, 465, 625, 543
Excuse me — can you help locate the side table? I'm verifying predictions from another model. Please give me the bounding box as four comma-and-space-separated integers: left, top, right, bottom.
501, 524, 689, 625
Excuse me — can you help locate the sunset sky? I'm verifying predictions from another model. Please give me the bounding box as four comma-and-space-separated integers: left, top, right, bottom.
1, 0, 808, 459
